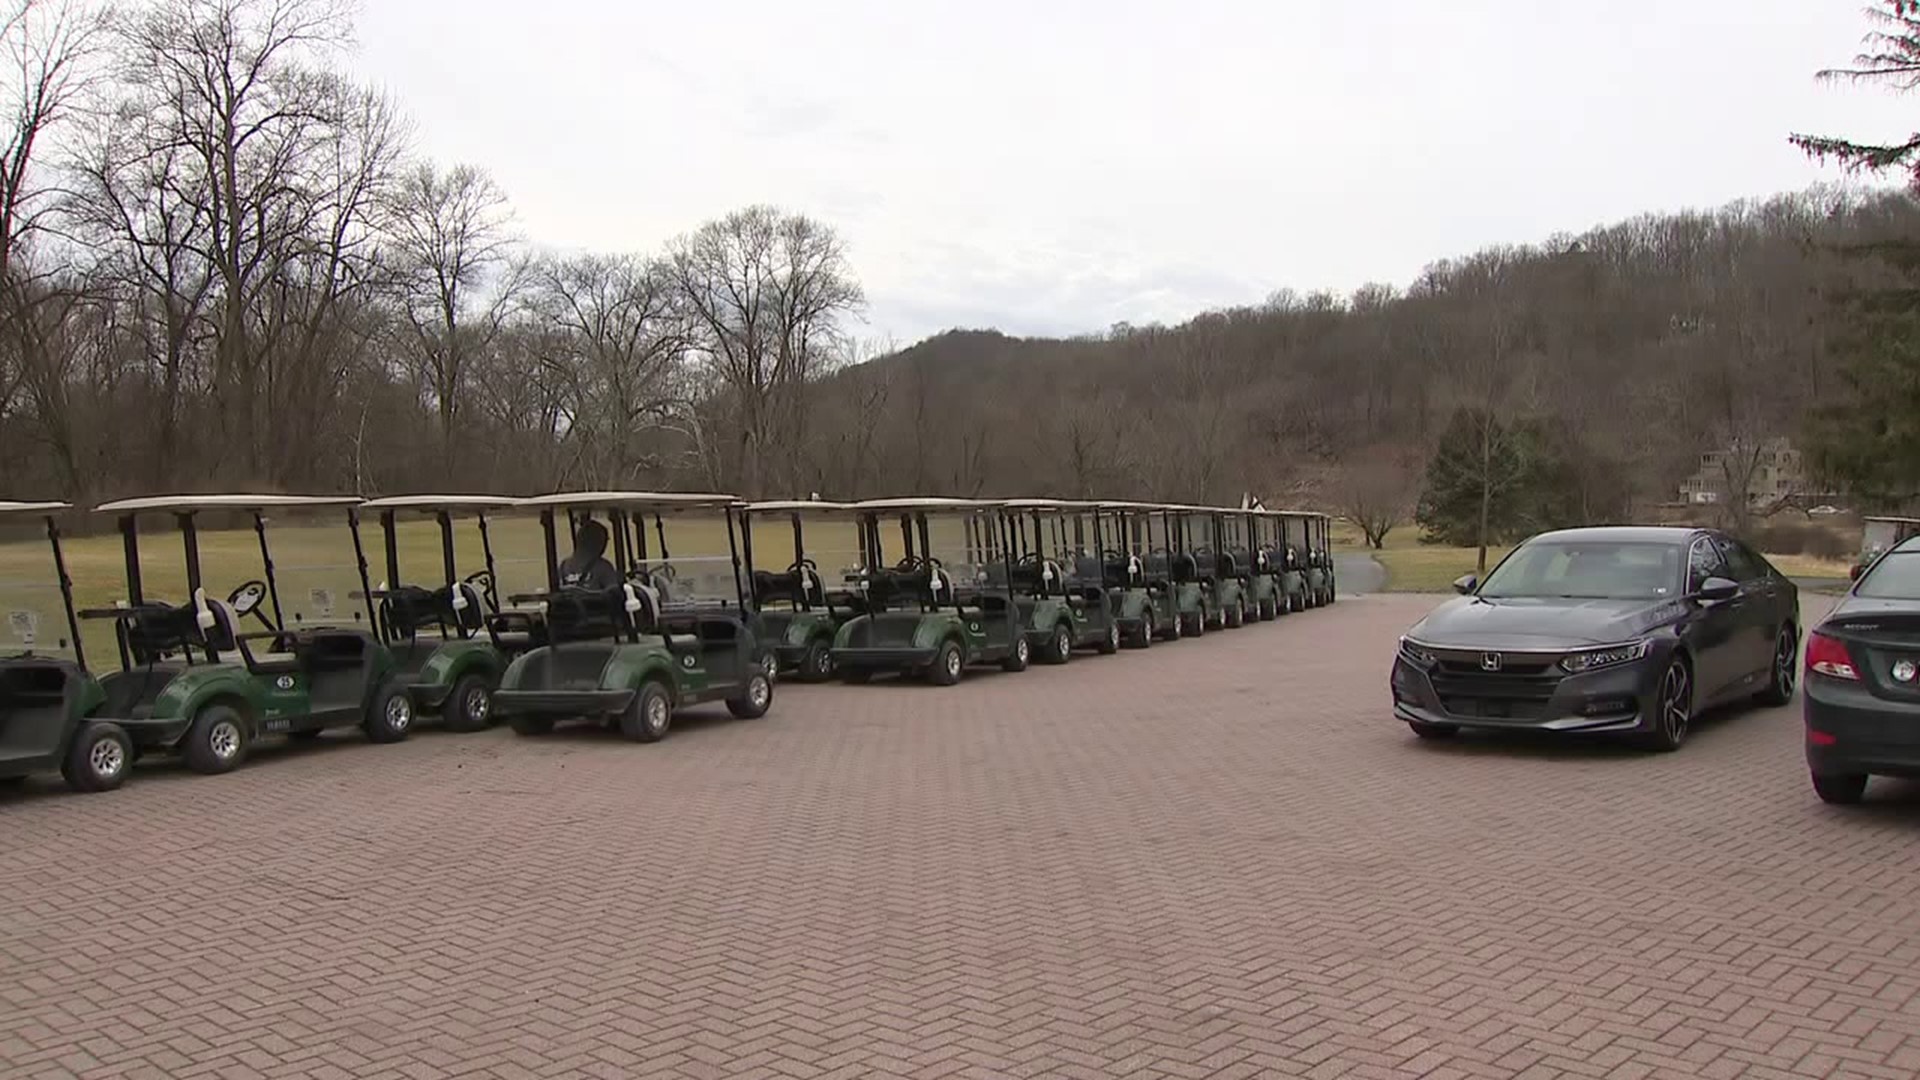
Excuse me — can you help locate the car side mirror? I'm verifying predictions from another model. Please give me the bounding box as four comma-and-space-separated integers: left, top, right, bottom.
1693, 576, 1739, 603
1452, 574, 1477, 595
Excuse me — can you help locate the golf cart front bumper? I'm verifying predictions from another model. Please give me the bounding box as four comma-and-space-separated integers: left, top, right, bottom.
490, 688, 636, 719
831, 646, 935, 670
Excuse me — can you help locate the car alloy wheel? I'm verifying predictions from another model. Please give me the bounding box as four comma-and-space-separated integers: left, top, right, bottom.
1658, 661, 1691, 748
1773, 632, 1796, 698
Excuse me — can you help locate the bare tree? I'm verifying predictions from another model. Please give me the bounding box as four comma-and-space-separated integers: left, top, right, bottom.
668, 205, 863, 497
385, 160, 520, 471
1335, 445, 1421, 549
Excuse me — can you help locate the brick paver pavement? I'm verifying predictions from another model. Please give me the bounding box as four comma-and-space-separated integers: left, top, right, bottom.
4, 594, 1919, 1079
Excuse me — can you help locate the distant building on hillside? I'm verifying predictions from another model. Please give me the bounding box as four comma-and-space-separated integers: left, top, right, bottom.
1678, 437, 1824, 507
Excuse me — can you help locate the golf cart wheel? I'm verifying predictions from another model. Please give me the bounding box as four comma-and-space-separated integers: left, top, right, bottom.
928, 638, 965, 686
1182, 612, 1204, 638
444, 673, 494, 733
184, 704, 249, 775
1127, 615, 1153, 649
760, 651, 780, 684
1098, 623, 1121, 655
1258, 599, 1276, 621
1002, 635, 1031, 672
365, 683, 414, 744
1226, 603, 1244, 629
797, 639, 834, 683
508, 714, 554, 736
1045, 624, 1074, 665
63, 721, 132, 793
1409, 721, 1459, 740
620, 680, 674, 743
727, 672, 774, 719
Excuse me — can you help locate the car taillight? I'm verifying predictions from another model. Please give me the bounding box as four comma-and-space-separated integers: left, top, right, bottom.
1805, 631, 1859, 681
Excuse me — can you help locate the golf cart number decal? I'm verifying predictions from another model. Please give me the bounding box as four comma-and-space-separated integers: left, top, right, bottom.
7, 608, 35, 644
275, 675, 295, 690
681, 655, 696, 668
969, 622, 981, 633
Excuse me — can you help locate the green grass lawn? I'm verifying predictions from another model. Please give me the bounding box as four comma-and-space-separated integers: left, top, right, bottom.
1331, 520, 1850, 593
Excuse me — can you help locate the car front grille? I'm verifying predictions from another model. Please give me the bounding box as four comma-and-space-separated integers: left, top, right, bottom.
1427, 651, 1564, 720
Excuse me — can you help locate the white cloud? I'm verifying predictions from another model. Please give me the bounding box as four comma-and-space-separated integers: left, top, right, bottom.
353, 0, 1916, 343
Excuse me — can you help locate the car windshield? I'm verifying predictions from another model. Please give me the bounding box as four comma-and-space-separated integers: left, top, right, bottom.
1477, 540, 1681, 601
1855, 551, 1920, 599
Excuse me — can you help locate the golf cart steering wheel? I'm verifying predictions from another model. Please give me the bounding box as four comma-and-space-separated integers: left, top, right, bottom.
788, 557, 818, 572
1015, 552, 1041, 565
227, 580, 268, 617
462, 569, 492, 590
894, 555, 941, 571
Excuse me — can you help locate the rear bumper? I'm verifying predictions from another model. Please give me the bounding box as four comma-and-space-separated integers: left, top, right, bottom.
1805, 678, 1920, 778
831, 646, 934, 669
491, 688, 635, 718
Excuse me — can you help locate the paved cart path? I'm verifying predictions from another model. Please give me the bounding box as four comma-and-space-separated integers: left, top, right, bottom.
1334, 551, 1386, 595
3, 594, 1917, 1080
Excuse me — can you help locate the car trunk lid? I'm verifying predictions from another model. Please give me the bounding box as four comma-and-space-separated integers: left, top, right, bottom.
1821, 612, 1920, 703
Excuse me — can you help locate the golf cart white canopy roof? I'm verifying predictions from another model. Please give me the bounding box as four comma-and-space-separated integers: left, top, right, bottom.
93, 494, 362, 514
742, 499, 856, 514
359, 494, 520, 513
849, 497, 1005, 512
516, 490, 742, 511
1001, 497, 1096, 511
0, 500, 70, 516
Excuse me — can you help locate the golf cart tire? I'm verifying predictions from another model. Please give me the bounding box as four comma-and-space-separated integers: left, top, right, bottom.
928, 638, 965, 686
1258, 599, 1276, 621
184, 703, 250, 775
1226, 604, 1244, 629
727, 672, 774, 719
509, 714, 554, 736
1097, 623, 1121, 655
797, 638, 834, 683
444, 673, 494, 733
365, 682, 414, 744
620, 680, 674, 743
63, 721, 132, 794
1045, 623, 1073, 665
840, 666, 872, 685
1126, 614, 1153, 649
1002, 636, 1031, 672
1182, 612, 1204, 638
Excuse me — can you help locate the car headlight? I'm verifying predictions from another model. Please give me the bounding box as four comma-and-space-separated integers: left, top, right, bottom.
1398, 637, 1437, 669
1559, 640, 1652, 674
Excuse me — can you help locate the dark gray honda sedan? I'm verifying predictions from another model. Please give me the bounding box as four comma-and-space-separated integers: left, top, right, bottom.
1391, 527, 1799, 752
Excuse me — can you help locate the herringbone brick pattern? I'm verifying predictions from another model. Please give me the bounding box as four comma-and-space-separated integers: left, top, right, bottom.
4, 594, 1917, 1079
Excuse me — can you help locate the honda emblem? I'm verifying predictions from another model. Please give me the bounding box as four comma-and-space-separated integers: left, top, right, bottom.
1480, 653, 1503, 672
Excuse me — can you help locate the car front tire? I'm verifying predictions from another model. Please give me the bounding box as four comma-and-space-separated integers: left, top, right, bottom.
1637, 657, 1692, 753
1755, 626, 1797, 707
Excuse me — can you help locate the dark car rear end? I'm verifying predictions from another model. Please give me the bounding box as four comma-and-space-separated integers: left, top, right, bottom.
1804, 542, 1920, 803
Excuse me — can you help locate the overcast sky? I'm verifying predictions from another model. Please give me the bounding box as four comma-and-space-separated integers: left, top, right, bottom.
354, 1, 1914, 346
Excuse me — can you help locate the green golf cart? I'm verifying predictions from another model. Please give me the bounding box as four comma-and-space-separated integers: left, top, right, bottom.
741, 499, 869, 682
0, 501, 137, 793
1243, 508, 1287, 620
831, 498, 1031, 684
1092, 501, 1182, 647
1003, 498, 1123, 660
83, 494, 409, 775
1304, 512, 1336, 605
356, 495, 524, 732
1276, 511, 1312, 612
1171, 505, 1244, 630
491, 492, 772, 742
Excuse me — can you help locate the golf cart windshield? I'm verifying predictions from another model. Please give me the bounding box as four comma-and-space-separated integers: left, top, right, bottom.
273, 514, 369, 630
0, 527, 75, 660
618, 506, 747, 612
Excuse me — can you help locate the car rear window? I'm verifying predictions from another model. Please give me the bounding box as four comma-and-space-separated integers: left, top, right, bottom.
1856, 552, 1920, 599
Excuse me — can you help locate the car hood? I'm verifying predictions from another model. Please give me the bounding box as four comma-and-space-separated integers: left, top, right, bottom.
1407, 595, 1681, 650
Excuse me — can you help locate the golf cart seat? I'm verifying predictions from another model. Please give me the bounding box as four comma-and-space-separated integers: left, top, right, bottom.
380, 583, 486, 640
621, 583, 702, 653
752, 566, 827, 608
118, 601, 202, 664
1008, 560, 1065, 596
196, 592, 302, 674
543, 586, 631, 643
1145, 551, 1199, 582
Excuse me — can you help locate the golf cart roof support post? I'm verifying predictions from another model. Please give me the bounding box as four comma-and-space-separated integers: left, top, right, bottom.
633, 509, 650, 561
118, 514, 143, 606
349, 506, 378, 630
898, 514, 913, 563
997, 508, 1016, 606
437, 510, 457, 589
608, 510, 631, 578
249, 511, 286, 631
477, 512, 499, 608
725, 506, 746, 612
381, 510, 401, 591
540, 510, 559, 590
46, 513, 85, 671
915, 513, 932, 569
788, 512, 802, 570
653, 513, 669, 560
180, 512, 203, 596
